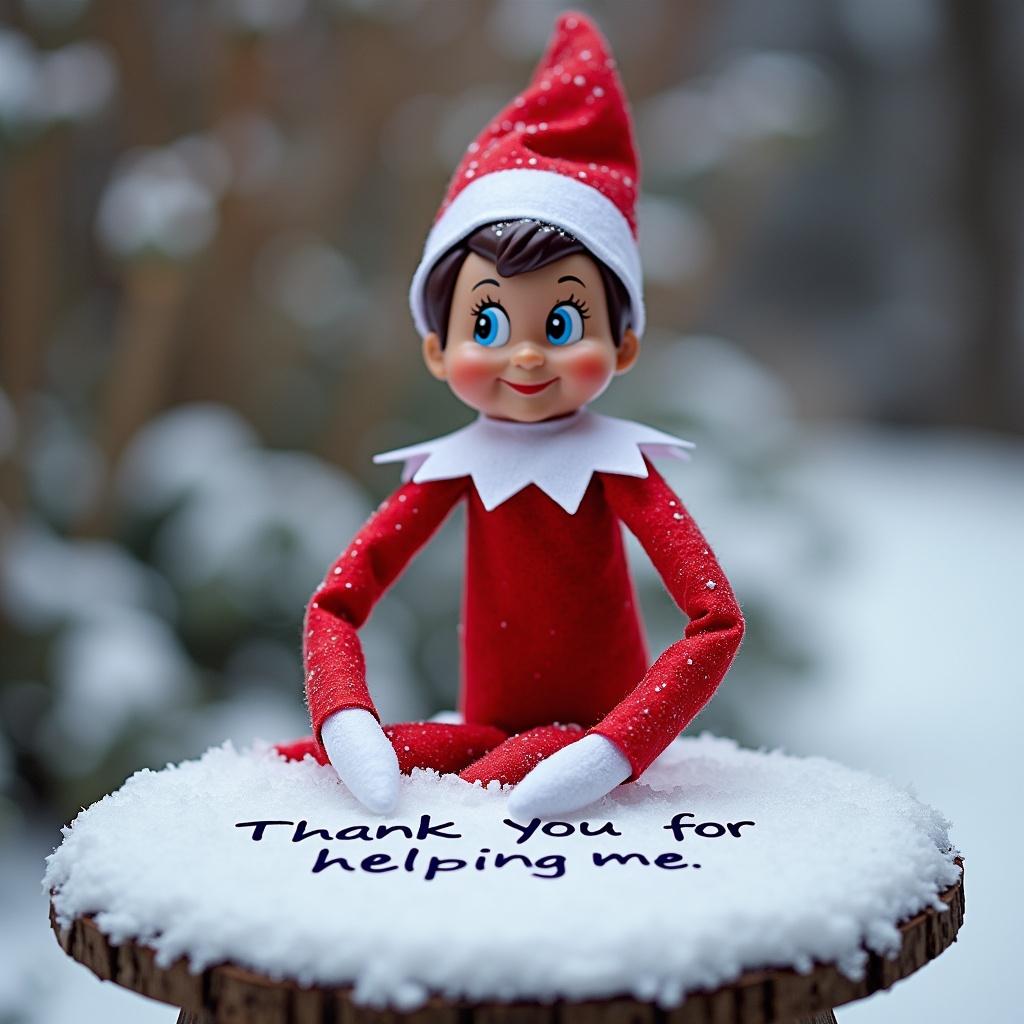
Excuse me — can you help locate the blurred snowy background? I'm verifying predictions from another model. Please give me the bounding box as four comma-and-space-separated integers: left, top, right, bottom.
0, 0, 1020, 1020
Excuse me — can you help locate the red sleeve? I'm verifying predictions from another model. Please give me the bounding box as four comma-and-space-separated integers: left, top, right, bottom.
303, 475, 467, 748
590, 459, 745, 781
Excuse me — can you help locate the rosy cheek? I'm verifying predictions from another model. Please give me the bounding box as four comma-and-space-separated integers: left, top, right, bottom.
447, 346, 501, 391
558, 346, 614, 387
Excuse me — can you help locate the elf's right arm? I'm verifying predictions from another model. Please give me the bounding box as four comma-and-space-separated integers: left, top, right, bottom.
304, 474, 467, 811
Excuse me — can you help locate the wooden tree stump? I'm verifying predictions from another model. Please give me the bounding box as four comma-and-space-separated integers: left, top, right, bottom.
50, 860, 962, 1024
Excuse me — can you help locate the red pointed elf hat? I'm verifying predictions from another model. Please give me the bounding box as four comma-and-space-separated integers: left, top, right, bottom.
409, 11, 645, 337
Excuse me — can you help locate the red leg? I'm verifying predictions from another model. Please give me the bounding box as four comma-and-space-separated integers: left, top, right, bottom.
275, 736, 329, 765
459, 723, 585, 786
275, 722, 509, 776
384, 721, 508, 774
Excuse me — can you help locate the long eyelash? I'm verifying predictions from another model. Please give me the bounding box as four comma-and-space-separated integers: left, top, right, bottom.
470, 294, 503, 317
560, 292, 591, 319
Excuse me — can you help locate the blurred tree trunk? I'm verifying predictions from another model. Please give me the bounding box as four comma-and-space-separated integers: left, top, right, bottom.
78, 261, 189, 536
317, 16, 442, 472
93, 0, 175, 146
0, 133, 65, 516
947, 0, 1021, 433
178, 29, 278, 421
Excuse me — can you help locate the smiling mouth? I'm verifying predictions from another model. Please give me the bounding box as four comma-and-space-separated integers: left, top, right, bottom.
500, 377, 559, 395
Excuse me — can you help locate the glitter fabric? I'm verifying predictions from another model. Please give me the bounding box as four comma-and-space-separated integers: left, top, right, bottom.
439, 14, 639, 232
291, 455, 743, 785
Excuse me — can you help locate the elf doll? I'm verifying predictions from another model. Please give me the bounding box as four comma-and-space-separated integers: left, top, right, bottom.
277, 12, 745, 819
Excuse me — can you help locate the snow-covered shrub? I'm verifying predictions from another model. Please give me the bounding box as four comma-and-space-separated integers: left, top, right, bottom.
0, 30, 114, 143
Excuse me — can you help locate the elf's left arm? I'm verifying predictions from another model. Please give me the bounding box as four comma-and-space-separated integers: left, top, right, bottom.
507, 457, 745, 818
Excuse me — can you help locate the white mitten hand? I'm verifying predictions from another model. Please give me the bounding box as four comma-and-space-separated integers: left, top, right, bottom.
321, 708, 400, 815
506, 733, 632, 819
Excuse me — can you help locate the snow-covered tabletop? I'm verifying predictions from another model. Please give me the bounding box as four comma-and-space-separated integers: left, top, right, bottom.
46, 735, 963, 1022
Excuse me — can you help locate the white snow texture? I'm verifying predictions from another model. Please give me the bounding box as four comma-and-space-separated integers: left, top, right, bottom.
45, 736, 960, 1011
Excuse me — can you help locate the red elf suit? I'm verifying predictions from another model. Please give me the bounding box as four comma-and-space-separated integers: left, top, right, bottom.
278, 12, 744, 810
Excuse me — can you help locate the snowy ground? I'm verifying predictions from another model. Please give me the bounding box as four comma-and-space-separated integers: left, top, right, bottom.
769, 427, 1023, 1021
2, 424, 1019, 1021
1, 835, 175, 1022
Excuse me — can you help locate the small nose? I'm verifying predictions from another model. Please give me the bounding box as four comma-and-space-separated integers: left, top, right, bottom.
510, 342, 546, 370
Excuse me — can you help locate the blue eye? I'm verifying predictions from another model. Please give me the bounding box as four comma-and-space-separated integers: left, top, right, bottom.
473, 305, 511, 347
546, 303, 585, 345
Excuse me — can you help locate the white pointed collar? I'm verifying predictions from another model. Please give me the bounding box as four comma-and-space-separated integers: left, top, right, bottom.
372, 407, 693, 514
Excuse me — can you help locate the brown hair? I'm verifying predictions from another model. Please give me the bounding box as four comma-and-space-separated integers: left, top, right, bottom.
423, 220, 631, 347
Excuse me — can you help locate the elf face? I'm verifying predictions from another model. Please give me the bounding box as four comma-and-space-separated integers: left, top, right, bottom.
422, 252, 639, 422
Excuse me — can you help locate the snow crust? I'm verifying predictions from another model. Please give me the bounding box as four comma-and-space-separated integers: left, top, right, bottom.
45, 735, 959, 1010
